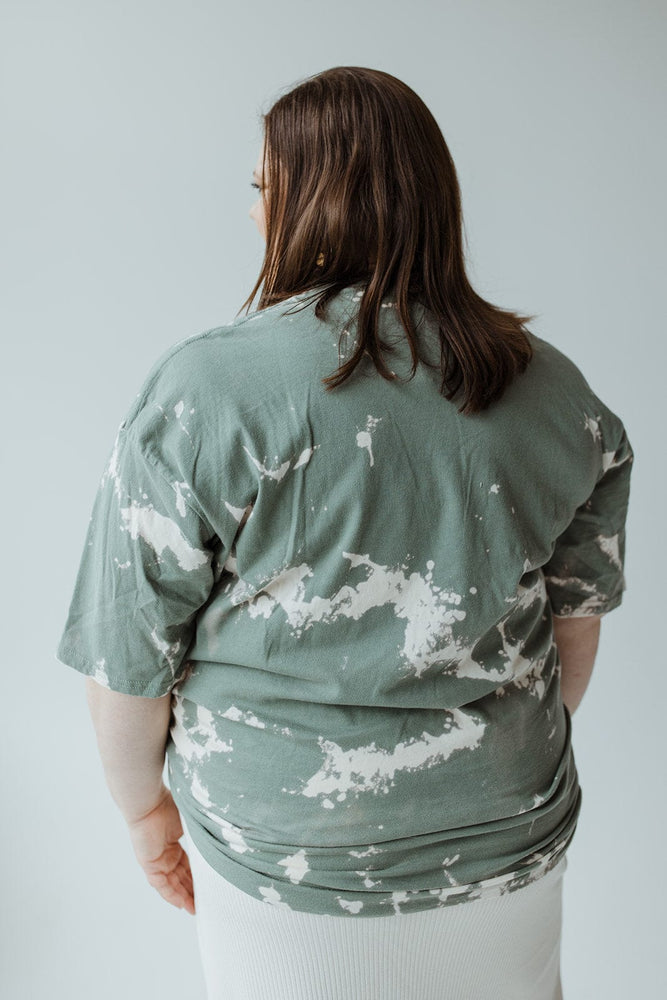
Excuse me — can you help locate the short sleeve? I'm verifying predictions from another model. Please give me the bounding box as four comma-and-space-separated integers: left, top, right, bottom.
543, 420, 634, 618
55, 419, 217, 697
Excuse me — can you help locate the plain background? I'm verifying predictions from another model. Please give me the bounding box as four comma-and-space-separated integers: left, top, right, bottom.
1, 1, 663, 997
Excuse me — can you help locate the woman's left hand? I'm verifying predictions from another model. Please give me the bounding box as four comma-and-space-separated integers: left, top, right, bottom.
127, 788, 196, 915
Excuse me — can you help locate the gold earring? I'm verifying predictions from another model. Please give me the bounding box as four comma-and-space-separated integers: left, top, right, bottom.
316, 252, 325, 267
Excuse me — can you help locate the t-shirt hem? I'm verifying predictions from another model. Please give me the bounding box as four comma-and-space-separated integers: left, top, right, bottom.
55, 644, 174, 698
550, 591, 624, 618
172, 784, 576, 919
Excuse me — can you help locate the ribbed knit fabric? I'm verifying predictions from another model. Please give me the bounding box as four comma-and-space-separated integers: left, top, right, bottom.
183, 827, 566, 1000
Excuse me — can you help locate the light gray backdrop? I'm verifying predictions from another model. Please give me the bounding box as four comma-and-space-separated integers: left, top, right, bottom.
1, 0, 663, 997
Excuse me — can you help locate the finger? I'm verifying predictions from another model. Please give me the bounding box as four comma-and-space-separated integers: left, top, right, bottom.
157, 877, 195, 914
176, 850, 195, 894
147, 869, 196, 914
169, 851, 193, 889
175, 862, 196, 913
179, 862, 194, 895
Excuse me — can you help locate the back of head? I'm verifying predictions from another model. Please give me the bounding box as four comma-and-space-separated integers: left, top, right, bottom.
243, 66, 536, 415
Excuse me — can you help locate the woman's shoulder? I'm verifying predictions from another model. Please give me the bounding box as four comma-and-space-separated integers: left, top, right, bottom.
525, 330, 592, 385
523, 330, 628, 447
118, 294, 327, 434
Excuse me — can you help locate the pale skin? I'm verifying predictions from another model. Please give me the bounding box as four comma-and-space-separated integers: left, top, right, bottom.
82, 144, 603, 916
249, 144, 267, 239
553, 614, 602, 714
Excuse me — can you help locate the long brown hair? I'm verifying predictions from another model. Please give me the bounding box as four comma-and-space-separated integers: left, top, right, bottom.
241, 66, 536, 415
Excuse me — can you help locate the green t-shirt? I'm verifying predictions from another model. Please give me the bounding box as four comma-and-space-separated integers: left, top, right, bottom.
56, 285, 634, 917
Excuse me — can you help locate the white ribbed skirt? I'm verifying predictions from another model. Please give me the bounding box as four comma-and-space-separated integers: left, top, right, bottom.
183, 827, 566, 1000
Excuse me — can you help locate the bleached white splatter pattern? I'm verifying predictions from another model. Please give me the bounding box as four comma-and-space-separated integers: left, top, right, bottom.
232, 553, 549, 687
518, 793, 547, 815
585, 414, 630, 475
355, 415, 382, 467
119, 501, 209, 571
349, 845, 384, 859
170, 697, 232, 763
388, 891, 412, 915
221, 705, 266, 729
242, 444, 319, 482
242, 446, 291, 482
219, 704, 293, 737
230, 552, 476, 679
172, 480, 191, 518
293, 445, 320, 469
168, 399, 195, 445
100, 424, 124, 500
601, 450, 618, 473
92, 658, 110, 688
583, 413, 602, 441
204, 812, 254, 855
277, 848, 310, 884
495, 573, 552, 699
190, 771, 213, 808
258, 886, 291, 908
337, 897, 364, 914
489, 483, 500, 494
295, 708, 486, 805
149, 627, 182, 678
223, 552, 238, 574
224, 500, 249, 523
541, 575, 607, 615
597, 532, 622, 570
355, 871, 382, 888
440, 854, 462, 887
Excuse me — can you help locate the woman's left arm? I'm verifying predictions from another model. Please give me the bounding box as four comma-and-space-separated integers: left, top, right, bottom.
84, 677, 195, 914
85, 676, 172, 822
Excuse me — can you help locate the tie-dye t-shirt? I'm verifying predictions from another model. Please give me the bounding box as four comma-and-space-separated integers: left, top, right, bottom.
56, 285, 634, 918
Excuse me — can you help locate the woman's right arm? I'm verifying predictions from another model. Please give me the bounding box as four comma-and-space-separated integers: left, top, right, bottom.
552, 614, 602, 716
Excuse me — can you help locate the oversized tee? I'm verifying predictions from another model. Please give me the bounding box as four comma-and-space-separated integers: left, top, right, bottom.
56, 285, 634, 917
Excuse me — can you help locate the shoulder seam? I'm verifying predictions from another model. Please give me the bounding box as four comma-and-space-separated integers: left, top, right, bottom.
129, 298, 313, 421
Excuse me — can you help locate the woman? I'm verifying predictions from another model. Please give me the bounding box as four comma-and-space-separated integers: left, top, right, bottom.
56, 67, 633, 999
